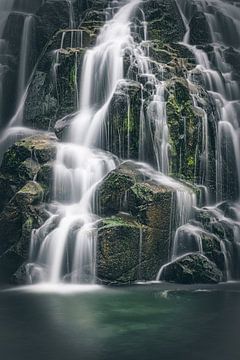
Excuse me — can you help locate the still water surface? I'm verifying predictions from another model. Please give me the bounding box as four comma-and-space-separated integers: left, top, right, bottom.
0, 283, 239, 360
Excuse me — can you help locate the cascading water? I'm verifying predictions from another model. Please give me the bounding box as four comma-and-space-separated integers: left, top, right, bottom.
28, 0, 144, 284
165, 0, 240, 280
17, 15, 34, 104
0, 0, 15, 125
25, 0, 199, 285
177, 0, 240, 203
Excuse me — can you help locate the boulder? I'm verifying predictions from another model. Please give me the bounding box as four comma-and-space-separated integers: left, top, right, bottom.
1, 134, 57, 174
160, 253, 223, 284
97, 214, 169, 284
97, 161, 174, 233
54, 113, 77, 140
96, 161, 197, 283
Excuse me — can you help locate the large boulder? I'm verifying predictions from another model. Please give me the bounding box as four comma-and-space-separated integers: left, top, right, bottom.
96, 161, 196, 283
159, 253, 223, 284
0, 133, 57, 207
97, 161, 175, 232
97, 214, 169, 284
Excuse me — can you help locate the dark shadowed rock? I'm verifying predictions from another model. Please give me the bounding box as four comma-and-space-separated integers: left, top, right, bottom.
160, 253, 223, 284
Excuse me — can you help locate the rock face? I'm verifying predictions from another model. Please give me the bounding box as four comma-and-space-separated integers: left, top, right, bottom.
97, 215, 164, 284
159, 254, 223, 284
0, 134, 57, 283
96, 161, 195, 283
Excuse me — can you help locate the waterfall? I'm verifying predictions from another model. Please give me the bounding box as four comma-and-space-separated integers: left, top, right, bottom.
167, 0, 240, 280
0, 0, 15, 125
66, 0, 75, 47
17, 15, 34, 104
177, 0, 240, 203
27, 0, 199, 285
28, 0, 142, 284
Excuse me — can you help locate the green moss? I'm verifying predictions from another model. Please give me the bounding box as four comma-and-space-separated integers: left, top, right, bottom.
187, 156, 195, 167
101, 215, 140, 230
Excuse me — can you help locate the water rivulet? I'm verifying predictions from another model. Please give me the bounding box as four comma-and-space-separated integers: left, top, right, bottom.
0, 0, 239, 285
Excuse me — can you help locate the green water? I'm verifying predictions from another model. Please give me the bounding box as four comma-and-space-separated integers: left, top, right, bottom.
0, 283, 239, 360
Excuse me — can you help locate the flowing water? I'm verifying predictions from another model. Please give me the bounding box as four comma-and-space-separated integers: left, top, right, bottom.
28, 0, 142, 284
27, 0, 200, 284
167, 0, 240, 275
17, 15, 34, 105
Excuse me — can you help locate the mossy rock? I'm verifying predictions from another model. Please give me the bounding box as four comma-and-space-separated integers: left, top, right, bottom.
15, 181, 44, 207
1, 134, 57, 175
97, 214, 169, 284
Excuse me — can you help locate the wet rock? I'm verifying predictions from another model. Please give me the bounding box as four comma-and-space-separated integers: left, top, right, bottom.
24, 49, 84, 130
0, 134, 57, 283
0, 184, 48, 283
0, 250, 24, 284
0, 133, 57, 210
142, 0, 186, 44
18, 158, 41, 182
104, 81, 142, 159
97, 161, 174, 232
95, 161, 195, 284
1, 134, 57, 174
97, 214, 169, 284
189, 12, 211, 45
15, 181, 44, 206
160, 253, 223, 284
201, 232, 225, 272
36, 162, 55, 201
54, 113, 77, 140
35, 1, 72, 50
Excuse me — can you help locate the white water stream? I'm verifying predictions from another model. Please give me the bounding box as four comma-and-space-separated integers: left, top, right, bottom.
168, 0, 240, 279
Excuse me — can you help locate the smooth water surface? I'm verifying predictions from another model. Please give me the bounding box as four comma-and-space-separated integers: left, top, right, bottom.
0, 283, 240, 360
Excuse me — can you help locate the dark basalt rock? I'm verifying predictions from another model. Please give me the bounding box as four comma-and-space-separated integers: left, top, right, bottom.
0, 180, 48, 284
35, 0, 72, 51
0, 133, 57, 208
95, 161, 197, 283
189, 12, 211, 45
160, 253, 223, 284
54, 112, 77, 140
103, 81, 142, 159
96, 214, 169, 284
97, 161, 174, 232
1, 134, 57, 174
142, 0, 186, 44
24, 48, 84, 131
0, 134, 58, 283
